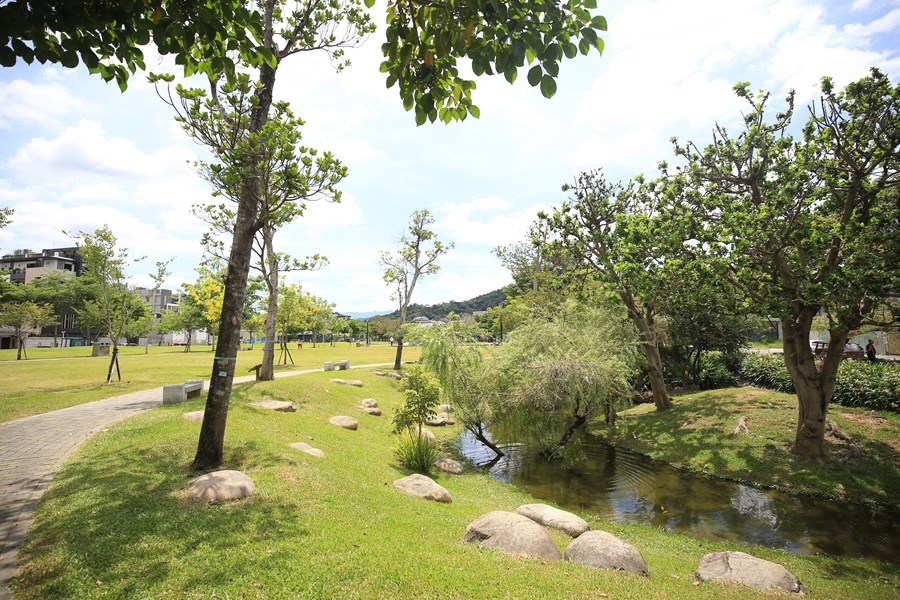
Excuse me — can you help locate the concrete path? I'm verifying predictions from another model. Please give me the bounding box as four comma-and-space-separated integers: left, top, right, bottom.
0, 362, 391, 599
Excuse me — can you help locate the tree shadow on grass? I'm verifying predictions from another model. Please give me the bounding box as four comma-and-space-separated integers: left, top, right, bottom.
15, 441, 309, 598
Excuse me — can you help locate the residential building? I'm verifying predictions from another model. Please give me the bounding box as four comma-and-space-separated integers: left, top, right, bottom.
0, 247, 83, 284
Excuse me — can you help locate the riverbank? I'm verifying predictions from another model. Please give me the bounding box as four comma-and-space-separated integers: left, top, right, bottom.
591, 387, 900, 510
11, 371, 899, 599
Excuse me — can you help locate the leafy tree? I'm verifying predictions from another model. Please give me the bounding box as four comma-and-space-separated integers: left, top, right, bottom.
0, 206, 11, 229
26, 273, 90, 346
183, 263, 226, 348
1, 0, 264, 89
542, 173, 691, 411
73, 225, 167, 382
157, 291, 207, 351
368, 315, 402, 341
0, 301, 56, 360
380, 209, 453, 370
391, 365, 441, 474
419, 321, 509, 460
674, 69, 900, 459
497, 299, 639, 455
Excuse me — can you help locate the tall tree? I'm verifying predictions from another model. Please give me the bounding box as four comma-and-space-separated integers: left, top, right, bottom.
675, 69, 900, 459
542, 173, 690, 411
379, 209, 453, 370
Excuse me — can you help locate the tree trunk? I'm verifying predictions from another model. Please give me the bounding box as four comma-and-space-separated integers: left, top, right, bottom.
781, 315, 844, 460
618, 289, 671, 410
259, 225, 278, 381
193, 58, 277, 471
16, 336, 24, 360
393, 336, 404, 370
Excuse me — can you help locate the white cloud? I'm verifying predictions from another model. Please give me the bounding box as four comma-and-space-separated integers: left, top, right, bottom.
0, 79, 88, 129
438, 197, 547, 246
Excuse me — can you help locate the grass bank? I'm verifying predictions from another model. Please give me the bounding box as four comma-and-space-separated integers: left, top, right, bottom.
592, 387, 900, 509
13, 372, 899, 599
0, 343, 418, 423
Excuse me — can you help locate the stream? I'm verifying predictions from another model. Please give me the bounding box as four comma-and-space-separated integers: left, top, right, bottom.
458, 431, 900, 563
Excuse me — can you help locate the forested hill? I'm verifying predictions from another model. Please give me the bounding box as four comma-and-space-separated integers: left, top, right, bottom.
384, 288, 506, 320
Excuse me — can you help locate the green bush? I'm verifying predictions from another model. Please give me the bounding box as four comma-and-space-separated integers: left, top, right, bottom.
739, 352, 900, 413
395, 430, 437, 474
697, 353, 740, 390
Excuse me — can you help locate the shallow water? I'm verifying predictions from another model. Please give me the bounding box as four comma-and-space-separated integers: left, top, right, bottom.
458, 431, 900, 563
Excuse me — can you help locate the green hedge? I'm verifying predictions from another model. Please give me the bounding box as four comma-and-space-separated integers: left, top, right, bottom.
739, 353, 900, 413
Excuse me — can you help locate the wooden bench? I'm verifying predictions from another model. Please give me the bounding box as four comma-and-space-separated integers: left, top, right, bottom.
163, 379, 204, 405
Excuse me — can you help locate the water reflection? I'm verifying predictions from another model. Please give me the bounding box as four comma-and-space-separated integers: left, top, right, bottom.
458, 431, 899, 563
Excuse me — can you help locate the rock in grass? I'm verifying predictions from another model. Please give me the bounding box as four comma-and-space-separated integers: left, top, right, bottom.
419, 428, 436, 445
695, 551, 805, 594
426, 413, 454, 426
434, 457, 464, 475
182, 410, 204, 421
362, 407, 382, 416
387, 372, 403, 381
329, 416, 359, 430
188, 470, 255, 502
331, 378, 348, 385
290, 442, 325, 458
393, 474, 452, 503
564, 530, 649, 577
251, 400, 296, 412
516, 504, 590, 538
347, 379, 364, 387
359, 398, 379, 408
462, 511, 560, 561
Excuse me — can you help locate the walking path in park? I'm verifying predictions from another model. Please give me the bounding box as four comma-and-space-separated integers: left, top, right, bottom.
0, 363, 391, 600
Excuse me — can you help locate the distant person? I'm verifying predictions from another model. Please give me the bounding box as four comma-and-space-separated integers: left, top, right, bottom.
298, 341, 303, 349
390, 337, 394, 346
865, 339, 877, 363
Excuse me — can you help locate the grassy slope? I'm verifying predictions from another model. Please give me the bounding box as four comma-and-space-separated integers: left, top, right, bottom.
592, 388, 900, 509
13, 373, 900, 599
0, 343, 418, 423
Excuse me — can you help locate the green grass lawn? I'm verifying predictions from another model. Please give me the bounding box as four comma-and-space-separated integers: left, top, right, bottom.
12, 372, 900, 599
592, 388, 900, 509
0, 343, 420, 423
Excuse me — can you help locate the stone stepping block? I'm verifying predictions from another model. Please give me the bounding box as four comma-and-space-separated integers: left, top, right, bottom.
393, 473, 452, 503
564, 530, 649, 577
695, 551, 805, 594
329, 415, 359, 430
251, 400, 296, 412
516, 504, 590, 538
426, 413, 454, 426
330, 378, 364, 387
359, 398, 379, 408
290, 442, 325, 458
462, 511, 560, 560
182, 410, 205, 421
387, 372, 403, 381
434, 457, 464, 475
188, 470, 255, 502
361, 407, 383, 416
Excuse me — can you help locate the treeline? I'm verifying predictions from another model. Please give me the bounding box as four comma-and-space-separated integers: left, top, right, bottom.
382, 288, 506, 321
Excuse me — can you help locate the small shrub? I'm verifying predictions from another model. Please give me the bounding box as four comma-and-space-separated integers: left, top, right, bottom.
697, 352, 739, 390
395, 430, 437, 474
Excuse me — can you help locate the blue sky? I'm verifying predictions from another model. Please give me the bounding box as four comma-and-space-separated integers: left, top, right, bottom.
1, 0, 898, 314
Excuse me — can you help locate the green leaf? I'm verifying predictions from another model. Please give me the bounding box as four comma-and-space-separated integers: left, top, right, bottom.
563, 42, 577, 59
469, 104, 481, 118
592, 15, 608, 30
60, 50, 79, 69
403, 94, 414, 111
0, 46, 16, 67
504, 67, 517, 84
258, 46, 277, 68
544, 61, 559, 77
527, 65, 542, 87
540, 75, 557, 99
415, 108, 427, 126
579, 39, 590, 55
364, 0, 376, 7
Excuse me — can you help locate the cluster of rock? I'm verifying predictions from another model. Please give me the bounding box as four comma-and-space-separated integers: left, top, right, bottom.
359, 398, 382, 416
373, 370, 404, 381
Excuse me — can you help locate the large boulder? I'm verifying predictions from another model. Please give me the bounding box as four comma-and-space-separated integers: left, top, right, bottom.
564, 530, 649, 577
516, 504, 590, 538
434, 457, 464, 475
695, 551, 805, 594
188, 470, 256, 502
290, 442, 325, 458
362, 407, 383, 416
393, 474, 452, 503
419, 428, 436, 445
462, 511, 560, 561
251, 400, 296, 412
329, 415, 359, 430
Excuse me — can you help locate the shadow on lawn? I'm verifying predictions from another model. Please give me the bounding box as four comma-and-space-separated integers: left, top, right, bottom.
16, 438, 307, 598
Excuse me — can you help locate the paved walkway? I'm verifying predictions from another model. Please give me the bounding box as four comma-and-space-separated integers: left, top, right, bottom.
0, 363, 390, 599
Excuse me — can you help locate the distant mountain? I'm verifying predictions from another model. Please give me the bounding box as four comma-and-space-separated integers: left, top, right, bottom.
344, 310, 385, 320
382, 288, 507, 321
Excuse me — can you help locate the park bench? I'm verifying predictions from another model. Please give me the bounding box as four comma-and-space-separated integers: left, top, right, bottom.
163, 379, 205, 405
324, 360, 350, 372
